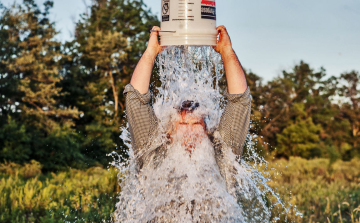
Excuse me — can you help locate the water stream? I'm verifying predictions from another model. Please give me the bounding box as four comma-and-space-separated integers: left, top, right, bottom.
109, 46, 301, 222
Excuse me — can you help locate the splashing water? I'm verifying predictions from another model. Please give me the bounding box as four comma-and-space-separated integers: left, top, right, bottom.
109, 46, 301, 222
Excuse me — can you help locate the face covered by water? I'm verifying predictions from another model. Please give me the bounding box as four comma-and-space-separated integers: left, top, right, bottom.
169, 109, 207, 153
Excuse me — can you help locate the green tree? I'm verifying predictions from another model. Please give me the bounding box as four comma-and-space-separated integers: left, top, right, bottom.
276, 104, 323, 159
59, 0, 159, 165
252, 61, 341, 159
0, 116, 31, 163
0, 0, 82, 170
0, 2, 23, 123
243, 71, 267, 157
8, 1, 79, 131
337, 71, 360, 159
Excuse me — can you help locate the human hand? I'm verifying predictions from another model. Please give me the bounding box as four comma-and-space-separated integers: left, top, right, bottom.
146, 26, 163, 56
213, 26, 233, 55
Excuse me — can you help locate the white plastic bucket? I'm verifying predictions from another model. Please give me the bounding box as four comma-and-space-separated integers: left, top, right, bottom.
160, 0, 217, 46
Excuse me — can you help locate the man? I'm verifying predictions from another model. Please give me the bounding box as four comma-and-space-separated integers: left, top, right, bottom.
125, 25, 250, 160
122, 25, 251, 221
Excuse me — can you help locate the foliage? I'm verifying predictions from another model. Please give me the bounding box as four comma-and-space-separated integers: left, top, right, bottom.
260, 157, 360, 222
58, 0, 160, 167
0, 0, 359, 170
246, 63, 360, 161
0, 161, 120, 222
337, 71, 360, 160
0, 0, 159, 170
276, 117, 323, 159
0, 116, 32, 163
1, 1, 359, 222
1, 159, 359, 222
0, 0, 84, 171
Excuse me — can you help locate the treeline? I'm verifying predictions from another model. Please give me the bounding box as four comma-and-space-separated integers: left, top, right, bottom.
245, 65, 360, 162
0, 0, 359, 171
0, 0, 159, 171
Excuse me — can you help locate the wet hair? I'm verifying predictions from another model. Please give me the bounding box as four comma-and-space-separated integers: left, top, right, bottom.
180, 100, 200, 112
168, 100, 209, 135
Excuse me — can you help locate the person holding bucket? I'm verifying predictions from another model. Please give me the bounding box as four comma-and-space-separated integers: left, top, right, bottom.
125, 25, 250, 162
122, 25, 251, 221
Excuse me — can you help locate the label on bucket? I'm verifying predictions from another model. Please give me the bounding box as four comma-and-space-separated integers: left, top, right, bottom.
162, 0, 170, 22
201, 0, 216, 20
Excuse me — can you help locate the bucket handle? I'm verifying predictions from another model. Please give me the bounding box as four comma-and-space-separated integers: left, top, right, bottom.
150, 30, 176, 33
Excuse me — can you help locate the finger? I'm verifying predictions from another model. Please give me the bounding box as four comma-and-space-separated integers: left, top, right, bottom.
216, 29, 224, 40
212, 45, 220, 53
151, 26, 161, 34
150, 26, 161, 31
218, 27, 230, 42
150, 30, 158, 37
150, 26, 161, 37
216, 25, 226, 31
217, 26, 228, 35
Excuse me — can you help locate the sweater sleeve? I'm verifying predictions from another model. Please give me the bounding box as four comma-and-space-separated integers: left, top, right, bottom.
124, 84, 158, 154
218, 87, 251, 156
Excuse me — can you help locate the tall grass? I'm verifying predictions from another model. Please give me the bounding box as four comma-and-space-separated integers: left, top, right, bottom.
1, 158, 359, 222
0, 160, 120, 222
265, 157, 360, 222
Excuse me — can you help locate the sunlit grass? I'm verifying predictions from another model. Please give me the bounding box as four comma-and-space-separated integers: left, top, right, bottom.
264, 157, 360, 222
0, 158, 359, 222
0, 160, 120, 222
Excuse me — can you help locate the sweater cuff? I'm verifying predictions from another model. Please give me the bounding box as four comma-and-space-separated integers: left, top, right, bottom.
123, 84, 151, 105
224, 87, 251, 104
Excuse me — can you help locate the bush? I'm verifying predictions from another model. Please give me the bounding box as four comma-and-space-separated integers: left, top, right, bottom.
0, 162, 120, 222
263, 157, 360, 222
1, 158, 359, 222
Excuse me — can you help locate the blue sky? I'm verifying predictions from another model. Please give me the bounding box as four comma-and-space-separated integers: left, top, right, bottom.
3, 0, 360, 81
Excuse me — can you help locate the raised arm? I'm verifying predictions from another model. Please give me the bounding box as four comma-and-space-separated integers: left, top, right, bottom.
124, 26, 162, 154
213, 26, 248, 94
214, 26, 251, 156
130, 26, 162, 94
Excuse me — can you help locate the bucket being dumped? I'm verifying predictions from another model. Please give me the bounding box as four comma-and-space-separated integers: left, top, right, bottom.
160, 0, 217, 46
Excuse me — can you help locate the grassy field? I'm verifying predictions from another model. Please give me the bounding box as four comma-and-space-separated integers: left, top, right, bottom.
265, 157, 360, 223
0, 161, 120, 222
1, 158, 359, 222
